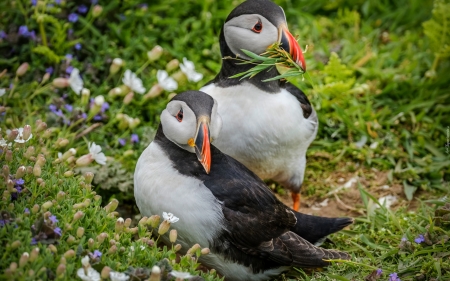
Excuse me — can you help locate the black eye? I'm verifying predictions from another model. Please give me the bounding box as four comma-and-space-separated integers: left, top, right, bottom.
252, 20, 263, 33
176, 109, 183, 122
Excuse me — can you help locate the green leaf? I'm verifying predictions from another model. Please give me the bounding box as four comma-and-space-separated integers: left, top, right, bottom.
403, 180, 418, 201
32, 46, 61, 63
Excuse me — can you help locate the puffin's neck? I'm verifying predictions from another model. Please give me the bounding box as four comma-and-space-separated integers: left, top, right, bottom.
213, 28, 285, 93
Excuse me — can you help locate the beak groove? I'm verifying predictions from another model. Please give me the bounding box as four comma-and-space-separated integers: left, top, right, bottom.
280, 27, 306, 71
194, 120, 211, 174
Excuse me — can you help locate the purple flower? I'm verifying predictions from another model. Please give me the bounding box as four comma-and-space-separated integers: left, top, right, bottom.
49, 104, 57, 113
65, 104, 73, 112
29, 30, 36, 40
65, 54, 73, 60
376, 269, 382, 276
15, 178, 25, 185
55, 0, 61, 4
54, 227, 62, 236
131, 134, 139, 144
68, 13, 79, 23
31, 238, 37, 245
93, 115, 103, 121
31, 0, 37, 6
389, 272, 401, 281
414, 234, 425, 244
49, 215, 58, 224
0, 30, 6, 39
46, 66, 54, 74
18, 25, 29, 37
118, 138, 126, 146
78, 5, 88, 14
24, 208, 30, 214
101, 102, 110, 113
75, 43, 82, 50
81, 112, 87, 119
92, 250, 102, 259
65, 65, 74, 74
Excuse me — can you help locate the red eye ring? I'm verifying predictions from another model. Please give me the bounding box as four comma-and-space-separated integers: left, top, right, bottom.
252, 20, 263, 33
176, 109, 183, 122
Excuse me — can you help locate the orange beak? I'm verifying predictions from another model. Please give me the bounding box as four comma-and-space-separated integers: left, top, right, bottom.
280, 27, 306, 71
194, 118, 211, 174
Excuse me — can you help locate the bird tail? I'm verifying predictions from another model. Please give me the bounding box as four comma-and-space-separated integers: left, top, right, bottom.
290, 211, 353, 245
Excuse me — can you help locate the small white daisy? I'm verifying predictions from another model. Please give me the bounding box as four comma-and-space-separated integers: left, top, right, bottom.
14, 127, 33, 143
180, 57, 203, 82
170, 270, 194, 279
123, 69, 146, 94
88, 142, 107, 165
162, 212, 179, 223
157, 70, 178, 91
77, 267, 100, 281
69, 68, 84, 95
109, 271, 129, 281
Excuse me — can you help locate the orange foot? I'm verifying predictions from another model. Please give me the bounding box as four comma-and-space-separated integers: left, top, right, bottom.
292, 192, 301, 211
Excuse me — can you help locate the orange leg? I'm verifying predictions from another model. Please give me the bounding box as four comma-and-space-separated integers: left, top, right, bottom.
292, 192, 301, 211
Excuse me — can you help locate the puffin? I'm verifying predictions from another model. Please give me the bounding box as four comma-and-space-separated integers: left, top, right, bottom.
134, 91, 352, 281
200, 0, 316, 210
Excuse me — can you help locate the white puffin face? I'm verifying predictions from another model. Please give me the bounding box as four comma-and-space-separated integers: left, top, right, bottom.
224, 14, 279, 59
161, 99, 222, 154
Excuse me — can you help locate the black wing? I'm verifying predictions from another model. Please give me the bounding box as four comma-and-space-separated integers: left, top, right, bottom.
285, 83, 313, 119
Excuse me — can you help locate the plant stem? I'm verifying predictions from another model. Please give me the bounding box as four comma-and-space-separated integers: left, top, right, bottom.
39, 22, 48, 47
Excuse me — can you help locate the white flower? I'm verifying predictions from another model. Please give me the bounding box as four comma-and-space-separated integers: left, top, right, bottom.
69, 68, 84, 95
88, 142, 107, 165
109, 271, 129, 281
157, 70, 178, 91
162, 212, 179, 223
170, 270, 194, 279
94, 95, 105, 106
123, 69, 146, 94
14, 127, 33, 143
0, 139, 10, 148
180, 58, 203, 82
0, 88, 5, 97
140, 245, 145, 250
81, 255, 90, 267
113, 58, 124, 66
77, 267, 100, 281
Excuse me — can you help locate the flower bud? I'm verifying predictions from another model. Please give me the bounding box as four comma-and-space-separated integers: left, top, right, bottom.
115, 218, 124, 233
101, 266, 111, 279
147, 45, 163, 62
2, 164, 10, 179
104, 199, 119, 213
47, 244, 57, 253
187, 244, 201, 255
108, 245, 117, 254
42, 72, 50, 83
97, 233, 108, 244
36, 154, 46, 166
76, 154, 93, 167
11, 240, 21, 249
64, 171, 74, 177
71, 211, 83, 224
144, 84, 164, 100
171, 71, 187, 84
52, 78, 69, 88
148, 215, 160, 228
22, 125, 32, 140
108, 87, 123, 97
15, 166, 26, 179
33, 163, 41, 177
129, 118, 140, 129
42, 201, 53, 210
7, 129, 18, 141
84, 172, 94, 184
58, 138, 69, 147
66, 235, 76, 244
29, 248, 39, 262
149, 265, 161, 281
7, 180, 14, 192
56, 263, 66, 277
19, 252, 29, 267
56, 191, 66, 202
88, 238, 94, 249
110, 58, 124, 75
169, 229, 177, 243
9, 262, 18, 273
77, 227, 85, 238
16, 63, 29, 76
124, 218, 132, 228
42, 129, 52, 138
94, 95, 105, 106
24, 146, 35, 158
123, 92, 134, 105
80, 87, 91, 104
92, 5, 103, 17
61, 148, 76, 161
32, 204, 39, 214
165, 59, 179, 72
174, 244, 182, 252
36, 122, 47, 133
158, 220, 171, 235
201, 248, 210, 255
64, 249, 75, 259
138, 216, 148, 226
5, 150, 12, 162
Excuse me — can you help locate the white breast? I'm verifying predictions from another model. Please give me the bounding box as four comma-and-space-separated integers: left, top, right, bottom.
134, 142, 224, 248
200, 82, 317, 181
